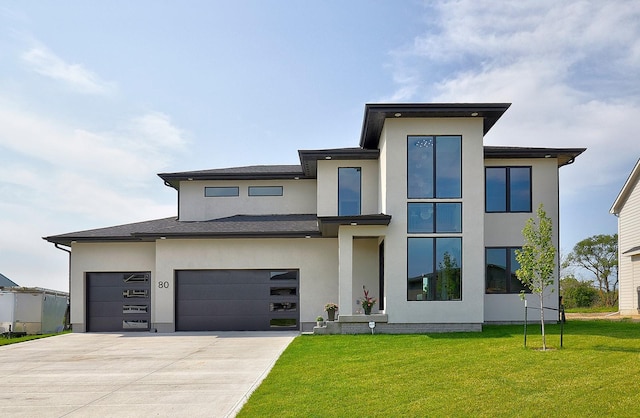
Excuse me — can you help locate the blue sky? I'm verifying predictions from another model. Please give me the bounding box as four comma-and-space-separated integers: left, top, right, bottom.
1, 1, 639, 291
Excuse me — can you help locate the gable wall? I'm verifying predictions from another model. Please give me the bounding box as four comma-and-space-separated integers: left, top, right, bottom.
618, 176, 640, 313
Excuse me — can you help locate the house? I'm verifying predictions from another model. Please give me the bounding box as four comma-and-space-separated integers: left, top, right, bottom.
45, 103, 585, 333
0, 272, 18, 287
610, 158, 640, 315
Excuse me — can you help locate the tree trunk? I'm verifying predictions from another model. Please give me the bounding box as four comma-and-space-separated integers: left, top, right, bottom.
540, 292, 546, 350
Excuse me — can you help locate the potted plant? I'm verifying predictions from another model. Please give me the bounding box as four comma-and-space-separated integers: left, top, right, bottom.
324, 302, 338, 321
361, 286, 377, 315
316, 316, 324, 327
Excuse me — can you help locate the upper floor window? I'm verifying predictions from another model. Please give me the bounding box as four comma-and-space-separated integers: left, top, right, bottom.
204, 186, 239, 197
485, 247, 529, 294
249, 186, 283, 196
338, 167, 361, 216
485, 167, 531, 212
408, 135, 461, 199
407, 202, 462, 233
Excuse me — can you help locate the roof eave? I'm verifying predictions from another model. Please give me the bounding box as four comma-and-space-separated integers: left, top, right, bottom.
610, 158, 640, 215
484, 147, 587, 167
359, 103, 512, 149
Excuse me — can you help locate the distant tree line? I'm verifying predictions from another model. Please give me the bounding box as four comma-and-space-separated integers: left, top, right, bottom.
561, 234, 618, 308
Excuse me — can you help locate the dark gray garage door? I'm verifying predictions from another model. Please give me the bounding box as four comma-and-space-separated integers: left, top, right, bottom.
175, 270, 298, 331
86, 272, 151, 332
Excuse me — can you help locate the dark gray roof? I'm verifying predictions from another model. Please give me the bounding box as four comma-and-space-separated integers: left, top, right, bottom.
484, 146, 586, 167
360, 103, 511, 148
159, 165, 305, 188
0, 273, 18, 287
44, 214, 321, 246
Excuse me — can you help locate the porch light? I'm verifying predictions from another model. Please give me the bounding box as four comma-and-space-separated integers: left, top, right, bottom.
325, 156, 332, 160
471, 112, 479, 117
350, 222, 358, 226
394, 113, 402, 117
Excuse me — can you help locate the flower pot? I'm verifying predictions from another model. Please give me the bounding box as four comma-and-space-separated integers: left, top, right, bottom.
327, 309, 336, 321
363, 305, 372, 315
316, 321, 323, 327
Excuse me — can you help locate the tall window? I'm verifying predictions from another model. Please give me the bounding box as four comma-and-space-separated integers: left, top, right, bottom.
408, 136, 461, 199
485, 167, 531, 212
338, 167, 361, 216
485, 247, 528, 294
408, 237, 461, 301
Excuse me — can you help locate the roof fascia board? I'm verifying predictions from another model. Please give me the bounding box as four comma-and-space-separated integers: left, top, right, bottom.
484, 146, 587, 167
611, 158, 640, 214
359, 103, 512, 149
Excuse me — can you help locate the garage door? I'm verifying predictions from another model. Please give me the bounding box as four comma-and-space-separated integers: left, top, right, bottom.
86, 272, 151, 332
175, 270, 298, 331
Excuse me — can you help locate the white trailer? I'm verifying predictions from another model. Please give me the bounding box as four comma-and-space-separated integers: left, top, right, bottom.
0, 287, 69, 335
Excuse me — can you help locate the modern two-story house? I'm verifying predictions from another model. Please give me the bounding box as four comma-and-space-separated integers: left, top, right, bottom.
45, 103, 585, 333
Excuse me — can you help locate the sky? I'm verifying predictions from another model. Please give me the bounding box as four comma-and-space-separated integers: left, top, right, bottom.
1, 1, 639, 291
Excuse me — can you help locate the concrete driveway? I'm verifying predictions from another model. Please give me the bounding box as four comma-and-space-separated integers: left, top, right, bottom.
0, 331, 297, 417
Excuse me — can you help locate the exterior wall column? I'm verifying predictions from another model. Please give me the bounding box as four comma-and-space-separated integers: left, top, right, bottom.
338, 228, 354, 315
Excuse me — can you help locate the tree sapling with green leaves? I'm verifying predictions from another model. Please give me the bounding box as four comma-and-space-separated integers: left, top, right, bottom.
515, 204, 556, 350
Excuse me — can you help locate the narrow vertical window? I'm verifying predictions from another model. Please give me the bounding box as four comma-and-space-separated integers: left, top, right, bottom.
435, 136, 462, 198
408, 135, 461, 199
338, 167, 361, 216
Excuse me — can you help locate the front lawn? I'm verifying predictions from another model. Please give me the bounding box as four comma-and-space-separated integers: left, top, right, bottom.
0, 332, 68, 346
239, 321, 640, 417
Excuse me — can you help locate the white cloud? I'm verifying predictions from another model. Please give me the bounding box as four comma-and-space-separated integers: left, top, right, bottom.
385, 0, 640, 197
21, 46, 116, 95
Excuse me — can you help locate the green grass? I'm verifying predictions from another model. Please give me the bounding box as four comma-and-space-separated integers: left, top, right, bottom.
239, 321, 640, 417
0, 331, 68, 346
565, 305, 618, 313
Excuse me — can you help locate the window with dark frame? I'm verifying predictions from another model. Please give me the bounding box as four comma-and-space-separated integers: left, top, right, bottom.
204, 186, 239, 197
407, 237, 462, 301
338, 167, 361, 216
485, 167, 532, 213
407, 135, 461, 199
485, 247, 529, 294
407, 202, 462, 233
249, 186, 283, 196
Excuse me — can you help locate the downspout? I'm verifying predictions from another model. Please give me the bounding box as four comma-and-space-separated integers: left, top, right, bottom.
54, 243, 72, 330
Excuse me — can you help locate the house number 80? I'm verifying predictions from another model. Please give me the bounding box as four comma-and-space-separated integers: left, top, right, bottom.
158, 281, 170, 289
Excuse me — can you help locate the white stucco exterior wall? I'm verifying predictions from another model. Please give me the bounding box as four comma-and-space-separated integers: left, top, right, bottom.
69, 242, 156, 332
379, 117, 485, 324
484, 158, 560, 322
178, 179, 317, 221
153, 237, 338, 331
316, 159, 379, 216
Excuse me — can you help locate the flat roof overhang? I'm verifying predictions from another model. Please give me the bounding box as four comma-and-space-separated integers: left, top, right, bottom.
484, 146, 587, 167
360, 103, 511, 149
317, 214, 392, 237
298, 148, 380, 177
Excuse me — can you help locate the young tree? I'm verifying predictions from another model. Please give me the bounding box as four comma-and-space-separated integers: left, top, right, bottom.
563, 234, 618, 306
516, 204, 556, 350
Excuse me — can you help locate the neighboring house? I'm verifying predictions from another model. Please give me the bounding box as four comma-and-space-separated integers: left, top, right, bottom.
0, 272, 18, 287
610, 158, 640, 315
45, 103, 585, 333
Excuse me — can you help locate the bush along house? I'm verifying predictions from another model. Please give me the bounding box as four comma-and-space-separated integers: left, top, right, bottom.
45, 103, 585, 333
